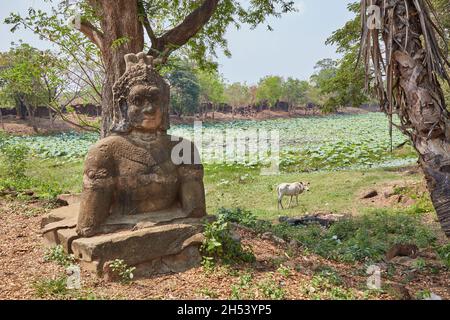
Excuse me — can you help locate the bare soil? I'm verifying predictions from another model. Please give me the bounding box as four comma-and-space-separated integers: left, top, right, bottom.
0, 197, 448, 300
0, 115, 96, 135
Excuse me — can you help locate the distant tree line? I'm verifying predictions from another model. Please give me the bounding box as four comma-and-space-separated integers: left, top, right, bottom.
1, 44, 377, 129
164, 58, 377, 118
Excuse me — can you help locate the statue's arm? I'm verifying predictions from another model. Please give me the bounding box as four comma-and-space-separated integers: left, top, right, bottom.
178, 163, 207, 218
76, 141, 116, 237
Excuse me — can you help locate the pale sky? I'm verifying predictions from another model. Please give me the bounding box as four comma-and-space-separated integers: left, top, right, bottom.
0, 0, 356, 84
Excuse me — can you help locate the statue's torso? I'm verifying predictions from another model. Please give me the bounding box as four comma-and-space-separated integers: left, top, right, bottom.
106, 134, 180, 215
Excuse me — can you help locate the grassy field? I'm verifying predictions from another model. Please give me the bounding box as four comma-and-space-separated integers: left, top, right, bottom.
11, 158, 422, 221
0, 113, 421, 218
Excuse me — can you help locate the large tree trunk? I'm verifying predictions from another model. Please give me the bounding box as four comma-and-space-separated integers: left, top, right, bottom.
388, 1, 450, 236
96, 0, 144, 137
79, 0, 219, 136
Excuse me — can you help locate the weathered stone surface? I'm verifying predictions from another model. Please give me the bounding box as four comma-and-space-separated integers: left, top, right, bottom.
133, 245, 202, 278
76, 52, 206, 237
41, 203, 79, 229
40, 52, 209, 278
71, 222, 204, 273
56, 228, 80, 254
57, 193, 82, 205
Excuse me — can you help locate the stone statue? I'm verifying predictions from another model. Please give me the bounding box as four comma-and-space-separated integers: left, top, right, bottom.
76, 52, 206, 237
41, 52, 209, 278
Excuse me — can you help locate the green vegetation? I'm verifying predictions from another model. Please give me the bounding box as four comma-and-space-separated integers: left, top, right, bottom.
230, 273, 254, 300
437, 244, 450, 268
0, 142, 29, 179
305, 270, 356, 300
258, 278, 286, 300
0, 43, 65, 130
33, 276, 68, 298
44, 245, 76, 267
167, 66, 201, 117
219, 207, 437, 264
1, 113, 412, 169
108, 259, 136, 283
33, 275, 102, 300
0, 114, 418, 205
201, 212, 255, 267
0, 135, 78, 198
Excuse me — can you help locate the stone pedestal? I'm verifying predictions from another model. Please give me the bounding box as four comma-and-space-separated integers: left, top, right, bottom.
41, 204, 210, 278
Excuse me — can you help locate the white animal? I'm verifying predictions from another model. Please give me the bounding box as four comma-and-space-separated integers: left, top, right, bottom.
277, 182, 310, 210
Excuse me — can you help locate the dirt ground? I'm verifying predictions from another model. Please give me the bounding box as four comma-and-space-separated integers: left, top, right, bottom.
0, 115, 96, 135
0, 198, 448, 300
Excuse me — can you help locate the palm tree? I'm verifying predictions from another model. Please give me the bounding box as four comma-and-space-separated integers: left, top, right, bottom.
360, 0, 450, 237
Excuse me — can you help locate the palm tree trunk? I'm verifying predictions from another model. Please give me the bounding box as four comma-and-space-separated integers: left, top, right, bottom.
392, 2, 450, 236
394, 47, 450, 236
361, 0, 450, 236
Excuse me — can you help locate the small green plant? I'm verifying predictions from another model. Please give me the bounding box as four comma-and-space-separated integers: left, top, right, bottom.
314, 266, 343, 286
415, 289, 432, 300
199, 287, 218, 299
201, 256, 216, 272
436, 244, 450, 268
44, 245, 76, 267
230, 272, 254, 299
201, 211, 255, 265
258, 279, 285, 300
277, 265, 292, 277
413, 258, 427, 271
33, 276, 68, 298
108, 259, 136, 283
230, 285, 242, 300
216, 207, 258, 228
306, 273, 354, 300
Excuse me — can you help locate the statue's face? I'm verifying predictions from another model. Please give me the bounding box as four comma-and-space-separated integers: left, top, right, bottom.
127, 84, 163, 131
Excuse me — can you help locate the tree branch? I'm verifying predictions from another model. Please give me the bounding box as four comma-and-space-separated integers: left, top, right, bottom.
78, 20, 104, 50
138, 0, 157, 45
149, 0, 220, 62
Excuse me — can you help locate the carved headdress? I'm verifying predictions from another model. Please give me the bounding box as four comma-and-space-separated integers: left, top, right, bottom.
111, 52, 170, 133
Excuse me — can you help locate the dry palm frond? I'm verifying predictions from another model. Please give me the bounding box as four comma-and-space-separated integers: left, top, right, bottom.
359, 0, 450, 138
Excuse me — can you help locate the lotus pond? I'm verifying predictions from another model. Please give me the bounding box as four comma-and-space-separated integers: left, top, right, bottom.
0, 113, 417, 172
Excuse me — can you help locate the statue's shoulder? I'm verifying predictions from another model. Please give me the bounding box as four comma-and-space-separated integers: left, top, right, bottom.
87, 135, 129, 154
85, 135, 129, 168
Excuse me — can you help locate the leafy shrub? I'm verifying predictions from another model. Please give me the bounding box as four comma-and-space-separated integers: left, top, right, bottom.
0, 142, 64, 199
108, 259, 136, 283
216, 207, 258, 227
44, 245, 76, 267
0, 143, 29, 179
201, 212, 255, 266
298, 209, 435, 262
436, 244, 450, 268
33, 276, 68, 298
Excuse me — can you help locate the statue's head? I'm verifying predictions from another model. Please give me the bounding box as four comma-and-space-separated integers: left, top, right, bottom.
111, 52, 170, 134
